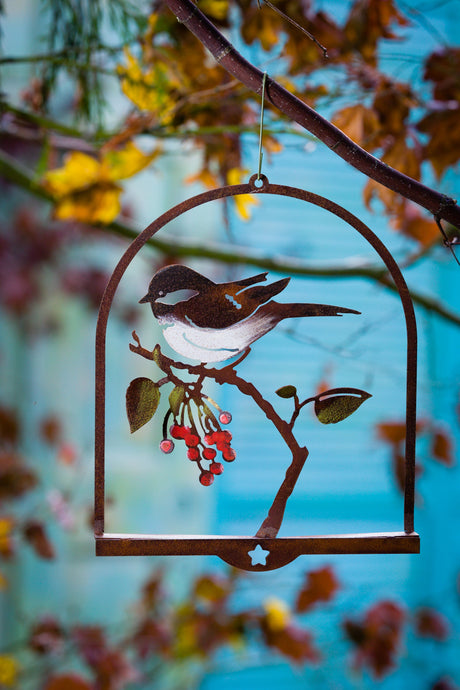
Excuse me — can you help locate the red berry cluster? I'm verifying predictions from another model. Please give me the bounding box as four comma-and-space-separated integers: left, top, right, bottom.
159, 412, 235, 486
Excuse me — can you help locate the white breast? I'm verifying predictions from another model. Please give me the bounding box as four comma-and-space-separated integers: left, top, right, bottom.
160, 313, 275, 363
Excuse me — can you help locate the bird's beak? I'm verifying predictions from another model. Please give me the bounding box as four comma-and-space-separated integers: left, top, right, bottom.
139, 294, 150, 304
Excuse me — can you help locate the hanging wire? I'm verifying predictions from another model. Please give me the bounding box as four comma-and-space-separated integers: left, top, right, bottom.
257, 71, 267, 181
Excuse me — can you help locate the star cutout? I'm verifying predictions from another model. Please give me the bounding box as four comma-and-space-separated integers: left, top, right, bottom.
248, 544, 270, 566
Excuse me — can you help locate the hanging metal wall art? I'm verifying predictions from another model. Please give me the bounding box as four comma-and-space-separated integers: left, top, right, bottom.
95, 174, 420, 571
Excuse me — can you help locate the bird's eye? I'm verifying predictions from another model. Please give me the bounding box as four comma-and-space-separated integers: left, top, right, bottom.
158, 290, 165, 297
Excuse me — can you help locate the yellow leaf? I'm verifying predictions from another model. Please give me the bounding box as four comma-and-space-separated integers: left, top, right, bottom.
227, 167, 259, 221
117, 49, 180, 123
198, 0, 229, 21
0, 655, 19, 687
263, 597, 291, 631
53, 185, 122, 224
0, 517, 14, 557
103, 142, 159, 182
44, 152, 100, 197
43, 142, 157, 223
185, 168, 220, 189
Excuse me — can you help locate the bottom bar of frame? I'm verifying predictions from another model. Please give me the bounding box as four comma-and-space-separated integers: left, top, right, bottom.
95, 532, 420, 571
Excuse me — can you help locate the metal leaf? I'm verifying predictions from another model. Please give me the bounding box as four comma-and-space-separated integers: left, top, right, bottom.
168, 385, 185, 417
126, 377, 160, 433
314, 388, 371, 424
276, 385, 297, 399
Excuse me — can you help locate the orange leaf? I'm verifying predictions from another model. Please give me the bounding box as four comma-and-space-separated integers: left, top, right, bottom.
431, 428, 454, 466
376, 421, 407, 446
332, 104, 380, 148
261, 623, 321, 665
295, 565, 340, 613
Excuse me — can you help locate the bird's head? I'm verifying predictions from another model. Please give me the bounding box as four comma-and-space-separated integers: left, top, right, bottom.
139, 264, 213, 305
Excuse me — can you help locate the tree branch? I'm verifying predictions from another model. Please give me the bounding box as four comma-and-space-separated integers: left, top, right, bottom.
162, 0, 460, 231
1, 148, 459, 326
130, 335, 309, 538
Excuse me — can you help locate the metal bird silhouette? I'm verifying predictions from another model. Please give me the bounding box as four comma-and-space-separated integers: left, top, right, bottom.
139, 265, 360, 363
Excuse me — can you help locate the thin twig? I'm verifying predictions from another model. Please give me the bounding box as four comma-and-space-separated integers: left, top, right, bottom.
261, 0, 328, 58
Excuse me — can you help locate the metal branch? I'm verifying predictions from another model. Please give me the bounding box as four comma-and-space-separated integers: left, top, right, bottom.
162, 0, 460, 231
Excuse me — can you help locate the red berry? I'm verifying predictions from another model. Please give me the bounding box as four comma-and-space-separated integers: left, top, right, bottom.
185, 433, 200, 447
160, 439, 174, 454
216, 441, 229, 452
210, 462, 224, 475
170, 424, 189, 439
214, 430, 232, 443
219, 411, 232, 425
204, 433, 216, 445
202, 447, 217, 460
222, 447, 236, 462
187, 447, 200, 461
199, 471, 214, 486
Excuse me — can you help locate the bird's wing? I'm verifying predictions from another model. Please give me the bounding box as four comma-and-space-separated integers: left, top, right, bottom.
226, 271, 268, 289
239, 277, 290, 304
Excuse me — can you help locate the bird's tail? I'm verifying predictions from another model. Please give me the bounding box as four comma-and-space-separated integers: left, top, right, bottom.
264, 300, 360, 319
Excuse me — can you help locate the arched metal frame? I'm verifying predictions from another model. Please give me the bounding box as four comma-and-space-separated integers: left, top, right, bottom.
95, 175, 419, 571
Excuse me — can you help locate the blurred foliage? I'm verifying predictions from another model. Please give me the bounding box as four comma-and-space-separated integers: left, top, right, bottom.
0, 0, 459, 247
0, 0, 459, 688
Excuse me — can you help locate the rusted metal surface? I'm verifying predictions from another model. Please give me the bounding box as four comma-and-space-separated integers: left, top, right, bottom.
95, 533, 420, 571
95, 174, 419, 569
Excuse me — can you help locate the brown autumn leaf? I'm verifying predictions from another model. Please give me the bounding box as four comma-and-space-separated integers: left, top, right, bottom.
241, 5, 283, 52
332, 104, 381, 148
131, 618, 172, 659
372, 78, 415, 135
39, 415, 62, 446
141, 570, 165, 612
343, 600, 405, 678
0, 451, 38, 503
295, 565, 340, 613
364, 136, 421, 216
23, 520, 55, 560
43, 674, 93, 690
344, 0, 409, 66
261, 622, 321, 665
284, 9, 344, 72
414, 607, 450, 641
423, 48, 460, 102
393, 205, 439, 247
431, 428, 454, 466
392, 451, 423, 495
0, 407, 20, 445
376, 421, 407, 446
29, 616, 65, 655
417, 108, 460, 179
